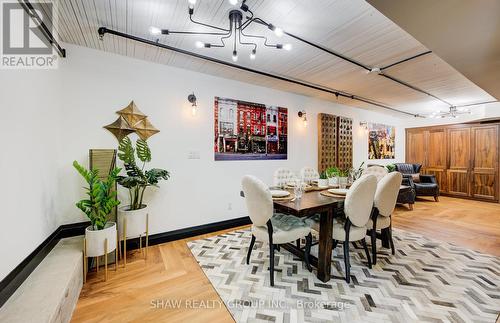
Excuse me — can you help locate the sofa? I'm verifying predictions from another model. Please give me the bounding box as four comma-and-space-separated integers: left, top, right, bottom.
393, 163, 440, 201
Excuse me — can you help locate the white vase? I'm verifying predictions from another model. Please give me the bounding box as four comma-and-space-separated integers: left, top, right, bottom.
328, 177, 338, 187
85, 222, 117, 257
318, 179, 328, 188
118, 205, 149, 241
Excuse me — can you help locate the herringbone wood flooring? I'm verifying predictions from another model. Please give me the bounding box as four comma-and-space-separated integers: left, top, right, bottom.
71, 196, 500, 322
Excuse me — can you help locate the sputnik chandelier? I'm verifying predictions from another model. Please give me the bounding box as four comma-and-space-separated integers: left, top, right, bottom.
149, 0, 292, 62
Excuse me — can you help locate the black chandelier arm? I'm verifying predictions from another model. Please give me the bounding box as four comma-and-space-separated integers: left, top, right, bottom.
207, 28, 234, 48
240, 29, 281, 49
240, 8, 254, 30
189, 13, 229, 32
166, 30, 230, 36
237, 30, 257, 51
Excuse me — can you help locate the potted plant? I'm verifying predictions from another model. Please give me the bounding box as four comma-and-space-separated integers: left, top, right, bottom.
338, 168, 350, 188
386, 164, 396, 173
318, 171, 329, 188
73, 161, 120, 280
116, 137, 170, 242
325, 166, 340, 186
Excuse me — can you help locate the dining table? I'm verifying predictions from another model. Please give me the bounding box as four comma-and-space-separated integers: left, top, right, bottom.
241, 186, 346, 282
271, 189, 345, 283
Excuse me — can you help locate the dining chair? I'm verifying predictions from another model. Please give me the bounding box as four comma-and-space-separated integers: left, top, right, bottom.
273, 168, 297, 187
242, 175, 313, 286
306, 174, 377, 283
300, 166, 319, 183
363, 165, 388, 182
367, 172, 402, 265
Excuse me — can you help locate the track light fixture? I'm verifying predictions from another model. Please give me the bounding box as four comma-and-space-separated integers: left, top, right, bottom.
150, 0, 293, 62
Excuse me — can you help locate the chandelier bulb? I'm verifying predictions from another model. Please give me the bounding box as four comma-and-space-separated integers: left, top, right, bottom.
229, 0, 238, 5
232, 50, 238, 62
274, 27, 284, 37
188, 0, 196, 4
149, 26, 161, 35
195, 41, 204, 48
283, 43, 292, 51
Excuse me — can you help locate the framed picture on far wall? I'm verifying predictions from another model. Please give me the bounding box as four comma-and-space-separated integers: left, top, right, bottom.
214, 97, 288, 161
368, 123, 395, 159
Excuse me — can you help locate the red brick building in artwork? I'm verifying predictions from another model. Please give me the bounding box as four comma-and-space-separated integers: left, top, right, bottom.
237, 101, 266, 153
278, 107, 288, 154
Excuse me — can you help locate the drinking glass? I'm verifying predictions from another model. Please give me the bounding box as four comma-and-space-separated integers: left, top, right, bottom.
339, 177, 347, 189
294, 179, 304, 199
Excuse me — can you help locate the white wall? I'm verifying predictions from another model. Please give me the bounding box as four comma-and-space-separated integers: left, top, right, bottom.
0, 43, 407, 280
57, 43, 406, 235
0, 69, 62, 280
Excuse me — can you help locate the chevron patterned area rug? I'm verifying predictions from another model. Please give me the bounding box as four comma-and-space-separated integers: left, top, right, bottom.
188, 228, 500, 323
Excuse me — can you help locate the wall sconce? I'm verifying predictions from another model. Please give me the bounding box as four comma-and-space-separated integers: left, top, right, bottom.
188, 92, 197, 115
359, 121, 368, 131
298, 110, 307, 127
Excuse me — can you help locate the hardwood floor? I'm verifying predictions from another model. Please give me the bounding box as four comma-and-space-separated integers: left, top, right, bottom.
71, 196, 500, 322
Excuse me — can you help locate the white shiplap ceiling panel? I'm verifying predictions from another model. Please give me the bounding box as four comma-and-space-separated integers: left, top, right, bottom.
50, 0, 495, 117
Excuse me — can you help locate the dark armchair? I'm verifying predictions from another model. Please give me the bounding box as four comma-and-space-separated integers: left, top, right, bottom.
394, 163, 440, 201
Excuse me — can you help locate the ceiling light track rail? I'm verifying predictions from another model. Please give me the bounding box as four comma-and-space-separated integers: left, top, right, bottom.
18, 0, 66, 58
98, 27, 420, 118
380, 51, 432, 71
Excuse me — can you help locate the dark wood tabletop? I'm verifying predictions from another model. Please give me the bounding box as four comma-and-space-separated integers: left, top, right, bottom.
273, 190, 345, 217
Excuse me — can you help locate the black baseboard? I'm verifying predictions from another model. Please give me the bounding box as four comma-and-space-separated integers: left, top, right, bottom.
0, 217, 250, 308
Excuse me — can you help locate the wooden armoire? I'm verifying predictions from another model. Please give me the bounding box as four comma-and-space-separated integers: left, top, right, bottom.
406, 122, 499, 202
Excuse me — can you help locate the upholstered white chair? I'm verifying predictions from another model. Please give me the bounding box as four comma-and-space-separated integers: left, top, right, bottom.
242, 175, 313, 286
306, 174, 377, 282
363, 165, 388, 182
300, 167, 320, 183
367, 172, 402, 264
273, 168, 297, 187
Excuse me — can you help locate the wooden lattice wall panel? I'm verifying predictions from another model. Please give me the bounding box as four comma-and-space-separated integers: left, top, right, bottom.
337, 116, 353, 170
317, 113, 337, 173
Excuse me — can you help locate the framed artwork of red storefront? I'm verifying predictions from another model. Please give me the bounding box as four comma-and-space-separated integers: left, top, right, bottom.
214, 97, 288, 161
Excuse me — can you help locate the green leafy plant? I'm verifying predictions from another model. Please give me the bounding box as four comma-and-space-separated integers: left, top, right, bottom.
319, 171, 328, 179
338, 168, 350, 177
117, 137, 170, 210
386, 164, 396, 173
325, 166, 340, 178
73, 161, 121, 230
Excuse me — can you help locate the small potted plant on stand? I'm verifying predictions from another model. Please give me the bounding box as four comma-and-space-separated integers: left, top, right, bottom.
318, 171, 329, 188
73, 161, 121, 282
116, 137, 170, 265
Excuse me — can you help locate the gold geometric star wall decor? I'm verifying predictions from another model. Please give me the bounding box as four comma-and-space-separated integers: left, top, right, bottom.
103, 101, 160, 142
116, 101, 147, 127
133, 117, 160, 141
103, 115, 136, 142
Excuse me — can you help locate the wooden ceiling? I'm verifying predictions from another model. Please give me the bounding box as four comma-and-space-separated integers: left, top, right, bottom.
47, 0, 495, 117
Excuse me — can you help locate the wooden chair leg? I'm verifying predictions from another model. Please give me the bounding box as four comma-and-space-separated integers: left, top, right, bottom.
269, 242, 275, 286
361, 238, 372, 269
304, 233, 312, 272
246, 235, 256, 265
371, 229, 377, 265
275, 244, 280, 252
343, 241, 350, 283
296, 239, 300, 249
408, 203, 414, 210
434, 196, 439, 202
389, 226, 395, 255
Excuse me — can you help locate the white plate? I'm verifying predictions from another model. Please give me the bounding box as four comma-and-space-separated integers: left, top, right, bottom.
270, 190, 290, 198
328, 188, 348, 196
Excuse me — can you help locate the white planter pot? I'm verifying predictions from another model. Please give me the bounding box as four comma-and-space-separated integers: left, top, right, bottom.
85, 222, 117, 258
318, 179, 328, 188
328, 177, 338, 187
118, 205, 149, 241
